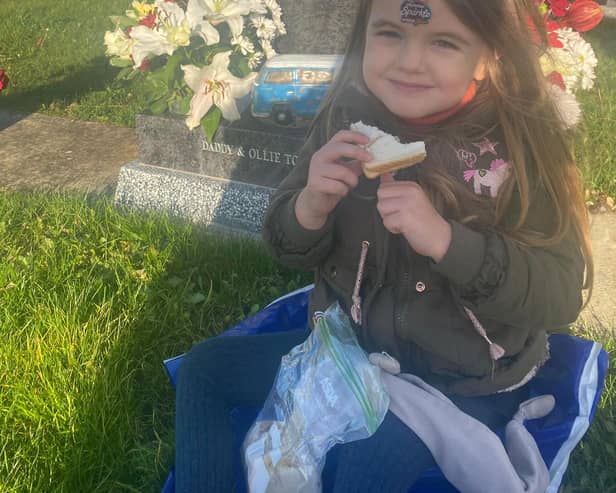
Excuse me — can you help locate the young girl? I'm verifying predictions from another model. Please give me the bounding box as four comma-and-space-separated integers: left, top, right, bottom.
174, 0, 593, 491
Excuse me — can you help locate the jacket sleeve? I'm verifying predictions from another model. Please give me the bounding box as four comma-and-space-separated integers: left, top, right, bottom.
431, 192, 585, 332
261, 123, 336, 270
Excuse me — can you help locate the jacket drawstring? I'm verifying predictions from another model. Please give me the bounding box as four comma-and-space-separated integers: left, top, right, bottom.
463, 306, 505, 361
351, 241, 370, 325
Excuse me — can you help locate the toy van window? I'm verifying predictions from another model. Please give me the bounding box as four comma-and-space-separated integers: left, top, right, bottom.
299, 69, 334, 85
264, 71, 293, 84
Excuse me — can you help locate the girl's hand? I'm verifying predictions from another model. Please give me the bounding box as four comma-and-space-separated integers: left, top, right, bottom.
377, 173, 452, 262
295, 130, 372, 230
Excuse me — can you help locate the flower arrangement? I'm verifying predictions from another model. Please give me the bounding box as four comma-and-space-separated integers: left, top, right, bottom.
0, 69, 8, 93
104, 0, 286, 140
535, 0, 605, 127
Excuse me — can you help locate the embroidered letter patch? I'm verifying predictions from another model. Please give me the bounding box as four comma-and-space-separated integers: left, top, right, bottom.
401, 0, 432, 25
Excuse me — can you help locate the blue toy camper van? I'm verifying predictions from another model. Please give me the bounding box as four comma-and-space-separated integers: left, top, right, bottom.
251, 54, 344, 126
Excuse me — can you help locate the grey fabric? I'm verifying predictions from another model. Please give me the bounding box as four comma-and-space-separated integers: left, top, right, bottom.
370, 353, 553, 493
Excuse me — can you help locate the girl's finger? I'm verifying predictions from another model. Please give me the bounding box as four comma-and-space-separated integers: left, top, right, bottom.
319, 142, 373, 163
346, 160, 364, 177
319, 178, 354, 197
376, 197, 402, 217
322, 164, 360, 189
377, 180, 419, 200
381, 214, 402, 235
331, 129, 371, 146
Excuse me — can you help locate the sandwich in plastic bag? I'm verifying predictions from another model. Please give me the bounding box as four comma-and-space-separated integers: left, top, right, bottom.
243, 302, 389, 493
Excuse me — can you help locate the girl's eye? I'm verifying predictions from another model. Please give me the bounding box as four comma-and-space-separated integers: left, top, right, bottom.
434, 39, 459, 50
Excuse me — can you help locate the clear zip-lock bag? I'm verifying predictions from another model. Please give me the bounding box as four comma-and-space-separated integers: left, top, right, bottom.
243, 302, 390, 493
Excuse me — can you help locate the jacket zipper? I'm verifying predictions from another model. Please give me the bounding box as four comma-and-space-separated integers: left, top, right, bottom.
360, 212, 390, 332
396, 269, 411, 335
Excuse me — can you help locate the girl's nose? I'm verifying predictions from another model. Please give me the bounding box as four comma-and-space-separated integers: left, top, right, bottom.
397, 40, 426, 72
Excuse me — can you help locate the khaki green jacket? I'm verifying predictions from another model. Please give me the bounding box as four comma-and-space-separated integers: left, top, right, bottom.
262, 92, 585, 396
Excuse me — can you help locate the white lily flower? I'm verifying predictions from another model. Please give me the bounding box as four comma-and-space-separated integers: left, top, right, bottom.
130, 0, 219, 68
104, 28, 135, 59
182, 51, 257, 129
130, 26, 177, 68
185, 0, 221, 44
193, 0, 265, 37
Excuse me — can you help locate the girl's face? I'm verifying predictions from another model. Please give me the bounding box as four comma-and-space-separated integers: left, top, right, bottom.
363, 0, 489, 120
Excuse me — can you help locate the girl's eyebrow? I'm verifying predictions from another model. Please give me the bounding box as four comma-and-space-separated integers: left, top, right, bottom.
369, 19, 402, 30
369, 19, 472, 47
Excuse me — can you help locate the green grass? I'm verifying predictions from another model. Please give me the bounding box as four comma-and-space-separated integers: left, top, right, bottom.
563, 325, 616, 493
0, 190, 613, 492
574, 18, 616, 202
0, 2, 615, 195
0, 191, 310, 492
0, 0, 149, 126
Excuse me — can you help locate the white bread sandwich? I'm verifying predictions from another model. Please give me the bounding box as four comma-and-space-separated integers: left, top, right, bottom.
350, 121, 426, 179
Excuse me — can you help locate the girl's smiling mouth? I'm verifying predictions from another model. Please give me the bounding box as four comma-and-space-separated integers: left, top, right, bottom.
388, 79, 434, 91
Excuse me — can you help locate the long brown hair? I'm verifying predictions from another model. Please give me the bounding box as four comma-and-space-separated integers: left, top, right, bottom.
313, 0, 593, 297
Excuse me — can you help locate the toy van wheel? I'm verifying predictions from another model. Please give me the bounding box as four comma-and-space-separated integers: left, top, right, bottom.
272, 106, 295, 126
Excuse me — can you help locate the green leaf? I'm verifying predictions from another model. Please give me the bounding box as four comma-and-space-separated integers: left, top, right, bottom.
110, 57, 133, 68
167, 276, 183, 288
186, 292, 206, 305
200, 107, 222, 142
116, 66, 135, 80
111, 15, 137, 30
143, 78, 169, 103
152, 51, 185, 90
231, 55, 251, 77
178, 94, 192, 115
149, 97, 169, 115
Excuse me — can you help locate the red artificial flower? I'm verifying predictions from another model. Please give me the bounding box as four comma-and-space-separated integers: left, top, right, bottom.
138, 59, 151, 71
562, 0, 604, 32
544, 21, 565, 47
549, 0, 570, 17
139, 11, 157, 29
547, 71, 567, 90
548, 31, 564, 47
528, 15, 564, 47
0, 69, 9, 92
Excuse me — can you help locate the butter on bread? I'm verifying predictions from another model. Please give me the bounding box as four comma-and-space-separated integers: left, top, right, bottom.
350, 121, 426, 179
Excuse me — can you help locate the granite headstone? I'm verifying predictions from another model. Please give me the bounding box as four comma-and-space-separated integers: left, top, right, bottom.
136, 115, 306, 189
115, 0, 359, 235
116, 113, 309, 235
276, 0, 359, 54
